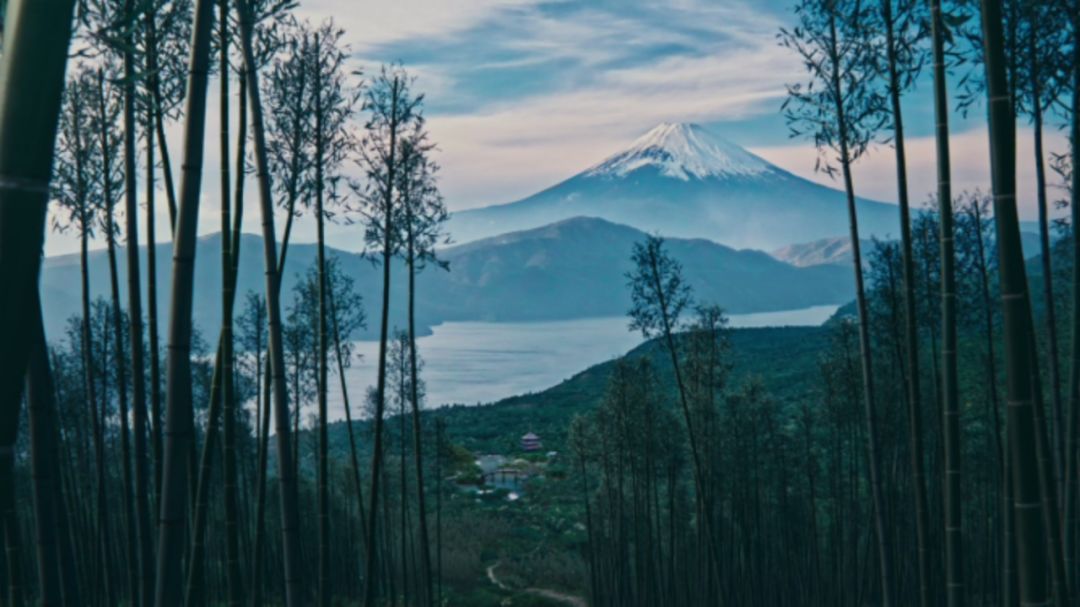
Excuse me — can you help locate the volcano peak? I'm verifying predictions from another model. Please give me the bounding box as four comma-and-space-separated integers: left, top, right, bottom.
586, 122, 772, 181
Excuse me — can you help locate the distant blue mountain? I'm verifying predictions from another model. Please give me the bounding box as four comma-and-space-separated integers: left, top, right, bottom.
772, 232, 1044, 268
39, 217, 854, 343
429, 216, 854, 322
447, 122, 901, 250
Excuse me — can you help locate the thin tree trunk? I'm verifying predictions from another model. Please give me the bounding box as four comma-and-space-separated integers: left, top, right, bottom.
239, 0, 305, 602
96, 308, 115, 607
147, 12, 179, 234
186, 44, 247, 604
2, 468, 24, 607
1028, 334, 1069, 604
233, 67, 253, 604
406, 216, 435, 607
101, 66, 140, 607
251, 351, 271, 607
826, 10, 894, 605
1029, 24, 1066, 519
76, 90, 110, 607
51, 422, 81, 607
219, 2, 243, 604
980, 1, 1050, 605
144, 0, 165, 506
1005, 432, 1019, 607
185, 318, 223, 605
363, 77, 401, 607
436, 419, 443, 607
152, 0, 215, 601
25, 292, 62, 607
400, 381, 410, 607
1064, 1, 1080, 590
646, 249, 722, 591
240, 65, 270, 607
314, 37, 332, 607
884, 1, 931, 602
274, 62, 307, 280
578, 450, 598, 606
123, 0, 154, 600
328, 283, 370, 556
970, 197, 1009, 605
931, 1, 963, 604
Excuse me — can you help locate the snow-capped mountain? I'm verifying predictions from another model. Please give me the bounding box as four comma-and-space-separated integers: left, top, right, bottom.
447, 122, 900, 251
585, 122, 771, 180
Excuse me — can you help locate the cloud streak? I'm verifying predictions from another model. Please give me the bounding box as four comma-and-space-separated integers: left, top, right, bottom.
408, 1, 803, 208
296, 0, 550, 52
47, 0, 1065, 261
753, 125, 1072, 219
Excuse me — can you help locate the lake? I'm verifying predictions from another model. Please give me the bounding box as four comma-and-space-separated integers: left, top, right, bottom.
322, 304, 839, 422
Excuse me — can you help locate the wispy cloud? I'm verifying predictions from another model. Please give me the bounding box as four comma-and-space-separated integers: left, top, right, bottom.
397, 0, 803, 208
295, 0, 551, 52
752, 126, 1073, 218
53, 0, 1057, 260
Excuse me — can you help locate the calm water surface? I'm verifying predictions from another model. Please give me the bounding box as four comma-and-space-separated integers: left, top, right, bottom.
323, 304, 838, 421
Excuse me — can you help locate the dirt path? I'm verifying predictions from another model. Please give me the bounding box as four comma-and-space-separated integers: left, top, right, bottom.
486, 561, 510, 591
523, 586, 588, 607
486, 560, 587, 607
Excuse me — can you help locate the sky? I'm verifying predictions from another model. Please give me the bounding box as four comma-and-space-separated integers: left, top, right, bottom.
44, 0, 1073, 257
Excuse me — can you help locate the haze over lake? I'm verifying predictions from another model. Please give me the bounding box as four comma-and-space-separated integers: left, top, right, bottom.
324, 304, 839, 421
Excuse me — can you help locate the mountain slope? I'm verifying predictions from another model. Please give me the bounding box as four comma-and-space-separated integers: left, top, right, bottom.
585, 121, 771, 180
447, 122, 900, 250
40, 217, 853, 341
434, 325, 830, 454
771, 231, 1045, 268
427, 216, 854, 323
771, 237, 871, 268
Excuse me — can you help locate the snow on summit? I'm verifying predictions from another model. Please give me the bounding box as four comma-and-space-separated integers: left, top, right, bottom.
586, 122, 771, 181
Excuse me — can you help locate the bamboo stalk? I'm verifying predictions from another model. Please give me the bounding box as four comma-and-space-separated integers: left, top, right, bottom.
25, 292, 62, 606
1062, 0, 1080, 590
0, 0, 78, 540
238, 0, 305, 602
220, 0, 243, 604
0, 1, 77, 603
885, 1, 932, 602
931, 0, 963, 604
122, 0, 154, 599
980, 1, 1051, 605
152, 0, 216, 600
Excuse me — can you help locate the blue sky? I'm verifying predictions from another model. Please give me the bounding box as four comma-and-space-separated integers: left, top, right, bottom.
45, 0, 1071, 256
300, 0, 1068, 211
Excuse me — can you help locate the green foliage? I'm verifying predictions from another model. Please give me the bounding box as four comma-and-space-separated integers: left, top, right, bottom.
627, 234, 690, 338
779, 0, 887, 175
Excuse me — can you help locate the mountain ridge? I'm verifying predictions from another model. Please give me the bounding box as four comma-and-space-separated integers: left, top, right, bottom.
446, 122, 900, 250
40, 216, 855, 343
771, 232, 1045, 268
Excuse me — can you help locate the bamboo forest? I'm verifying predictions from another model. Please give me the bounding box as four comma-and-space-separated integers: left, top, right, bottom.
1, 0, 1079, 605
